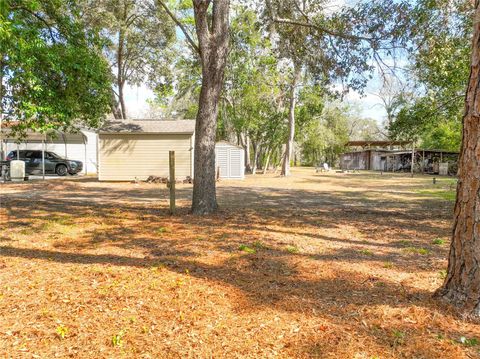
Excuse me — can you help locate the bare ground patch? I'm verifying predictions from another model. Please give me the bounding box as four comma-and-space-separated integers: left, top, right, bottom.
0, 169, 477, 358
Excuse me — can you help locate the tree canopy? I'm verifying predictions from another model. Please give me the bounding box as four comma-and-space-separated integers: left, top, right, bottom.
1, 0, 112, 134
389, 0, 472, 151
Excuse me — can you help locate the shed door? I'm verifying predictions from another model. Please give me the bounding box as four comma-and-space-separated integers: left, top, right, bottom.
216, 147, 229, 178
228, 148, 241, 178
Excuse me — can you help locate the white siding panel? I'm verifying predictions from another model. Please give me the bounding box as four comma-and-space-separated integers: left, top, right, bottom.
99, 133, 192, 181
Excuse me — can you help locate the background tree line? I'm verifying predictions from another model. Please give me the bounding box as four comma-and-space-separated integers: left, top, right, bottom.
2, 0, 471, 202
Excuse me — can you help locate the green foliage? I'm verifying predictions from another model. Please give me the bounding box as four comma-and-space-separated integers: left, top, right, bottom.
2, 0, 112, 134
297, 100, 380, 166
55, 325, 69, 339
416, 189, 456, 201
459, 336, 479, 347
285, 245, 299, 254
432, 238, 445, 245
359, 249, 374, 256
439, 269, 448, 279
390, 0, 472, 151
112, 329, 126, 347
218, 7, 286, 166
403, 247, 430, 255
238, 244, 256, 254
79, 0, 177, 117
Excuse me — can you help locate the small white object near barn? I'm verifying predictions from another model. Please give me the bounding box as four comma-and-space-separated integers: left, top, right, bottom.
215, 141, 245, 179
98, 120, 195, 181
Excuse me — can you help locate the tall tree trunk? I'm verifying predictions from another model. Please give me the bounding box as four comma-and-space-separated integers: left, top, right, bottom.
435, 1, 480, 316
117, 27, 127, 119
243, 132, 252, 173
0, 55, 4, 160
281, 63, 301, 176
251, 140, 262, 175
262, 148, 271, 174
110, 90, 123, 119
191, 0, 230, 215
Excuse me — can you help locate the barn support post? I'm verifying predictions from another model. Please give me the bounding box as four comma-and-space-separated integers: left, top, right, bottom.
83, 132, 87, 175
411, 143, 415, 177
42, 135, 45, 180
169, 151, 175, 215
62, 132, 67, 159
422, 150, 425, 174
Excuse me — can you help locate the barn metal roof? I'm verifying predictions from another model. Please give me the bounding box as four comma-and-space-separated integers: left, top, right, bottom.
99, 119, 196, 134
346, 140, 413, 147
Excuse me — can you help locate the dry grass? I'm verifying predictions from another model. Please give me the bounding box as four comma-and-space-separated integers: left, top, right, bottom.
0, 168, 478, 358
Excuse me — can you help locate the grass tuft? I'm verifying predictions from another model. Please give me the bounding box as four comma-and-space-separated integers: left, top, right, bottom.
112, 330, 126, 347
432, 238, 446, 245
285, 245, 300, 254
238, 244, 256, 254
403, 247, 430, 255
56, 325, 69, 339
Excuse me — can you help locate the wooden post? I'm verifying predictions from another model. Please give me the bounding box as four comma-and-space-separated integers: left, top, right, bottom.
169, 151, 175, 215
42, 138, 45, 180
411, 143, 415, 177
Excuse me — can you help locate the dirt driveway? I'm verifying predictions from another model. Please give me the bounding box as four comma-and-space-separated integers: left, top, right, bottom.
0, 168, 478, 358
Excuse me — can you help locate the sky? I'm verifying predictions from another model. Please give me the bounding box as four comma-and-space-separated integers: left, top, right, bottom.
123, 82, 388, 124
122, 0, 390, 124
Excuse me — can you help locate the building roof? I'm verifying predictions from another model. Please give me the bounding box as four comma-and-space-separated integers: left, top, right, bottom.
0, 127, 87, 142
346, 140, 413, 147
99, 119, 196, 134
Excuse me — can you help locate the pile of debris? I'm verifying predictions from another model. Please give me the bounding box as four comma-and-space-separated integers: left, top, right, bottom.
145, 176, 168, 184
145, 175, 193, 184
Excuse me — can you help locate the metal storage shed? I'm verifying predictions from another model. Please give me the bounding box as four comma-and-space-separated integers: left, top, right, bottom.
98, 119, 195, 181
215, 141, 245, 179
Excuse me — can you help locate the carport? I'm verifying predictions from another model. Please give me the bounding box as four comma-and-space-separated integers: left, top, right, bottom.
0, 128, 92, 179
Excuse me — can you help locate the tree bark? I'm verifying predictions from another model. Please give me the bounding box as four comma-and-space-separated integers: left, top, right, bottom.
435, 1, 480, 316
262, 148, 271, 174
117, 25, 127, 119
251, 140, 262, 175
110, 90, 123, 119
0, 55, 4, 160
240, 132, 252, 173
281, 62, 301, 176
191, 0, 230, 215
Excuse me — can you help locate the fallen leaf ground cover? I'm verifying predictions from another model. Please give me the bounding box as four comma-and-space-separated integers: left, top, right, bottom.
0, 168, 478, 358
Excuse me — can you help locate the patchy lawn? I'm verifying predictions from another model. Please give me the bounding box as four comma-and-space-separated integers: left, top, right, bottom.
0, 168, 478, 358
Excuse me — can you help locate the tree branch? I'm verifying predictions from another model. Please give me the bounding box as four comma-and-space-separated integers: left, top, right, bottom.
11, 5, 57, 43
156, 0, 200, 55
272, 17, 374, 42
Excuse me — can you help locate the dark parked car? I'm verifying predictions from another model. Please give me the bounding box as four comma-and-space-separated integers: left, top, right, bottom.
6, 150, 83, 176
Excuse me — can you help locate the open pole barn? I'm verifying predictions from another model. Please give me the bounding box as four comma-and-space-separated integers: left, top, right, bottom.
0, 128, 98, 175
